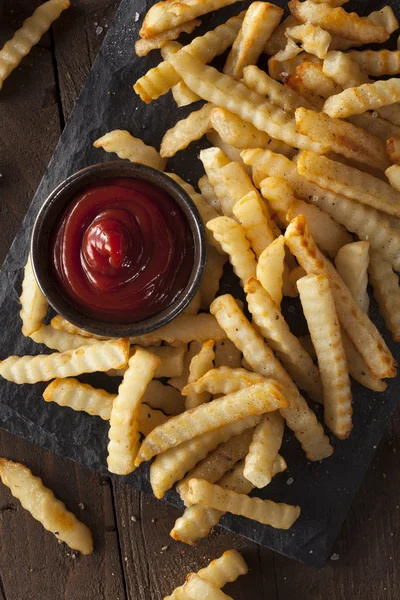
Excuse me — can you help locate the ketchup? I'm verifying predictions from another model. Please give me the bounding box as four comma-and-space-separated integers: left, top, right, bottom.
50, 178, 195, 323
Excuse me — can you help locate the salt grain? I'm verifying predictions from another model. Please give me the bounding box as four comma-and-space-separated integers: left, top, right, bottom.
330, 553, 340, 561
96, 26, 103, 35
286, 477, 294, 485
134, 12, 140, 21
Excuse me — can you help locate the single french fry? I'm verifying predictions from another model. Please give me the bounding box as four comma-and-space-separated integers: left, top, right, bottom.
286, 23, 331, 59
242, 149, 400, 270
108, 344, 186, 378
347, 50, 400, 77
224, 2, 283, 79
232, 191, 275, 258
93, 130, 166, 171
245, 277, 322, 402
295, 107, 390, 172
182, 367, 265, 397
368, 5, 399, 34
285, 215, 396, 379
210, 294, 333, 460
169, 341, 202, 391
297, 273, 352, 439
168, 50, 328, 153
0, 459, 92, 554
385, 164, 400, 192
256, 237, 285, 308
164, 550, 248, 600
295, 61, 341, 98
134, 13, 245, 102
324, 79, 400, 120
143, 380, 185, 415
129, 314, 226, 347
182, 574, 231, 600
19, 256, 48, 337
107, 348, 160, 475
185, 341, 215, 410
288, 0, 389, 44
243, 410, 284, 488
183, 478, 300, 529
349, 113, 400, 143
207, 217, 257, 286
0, 0, 70, 90
199, 245, 227, 310
210, 107, 272, 150
258, 176, 294, 224
202, 156, 256, 217
214, 340, 241, 369
50, 315, 109, 339
298, 151, 400, 218
160, 104, 213, 157
149, 415, 259, 499
30, 325, 99, 352
335, 242, 370, 313
387, 137, 400, 164
340, 329, 387, 393
368, 250, 400, 343
135, 20, 201, 56
0, 338, 130, 384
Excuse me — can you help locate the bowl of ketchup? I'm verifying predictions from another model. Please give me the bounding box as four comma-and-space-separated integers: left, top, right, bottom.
31, 161, 206, 337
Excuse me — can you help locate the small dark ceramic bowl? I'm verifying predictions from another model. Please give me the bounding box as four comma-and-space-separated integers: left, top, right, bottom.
31, 161, 207, 338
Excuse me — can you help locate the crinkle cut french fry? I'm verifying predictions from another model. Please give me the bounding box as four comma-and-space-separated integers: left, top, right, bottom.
349, 113, 400, 144
168, 50, 327, 154
135, 20, 201, 57
242, 149, 400, 270
160, 42, 202, 107
322, 50, 368, 90
30, 325, 99, 353
183, 574, 232, 600
243, 411, 284, 488
183, 478, 301, 529
210, 294, 333, 460
135, 381, 288, 465
340, 329, 387, 393
335, 242, 370, 313
285, 215, 396, 379
295, 61, 341, 99
129, 314, 226, 346
256, 236, 285, 308
286, 23, 331, 60
294, 107, 390, 172
182, 366, 265, 397
0, 458, 92, 554
50, 315, 110, 340
149, 415, 260, 498
142, 380, 185, 416
140, 0, 241, 38
202, 156, 254, 217
214, 340, 242, 369
108, 344, 185, 378
232, 191, 275, 258
160, 104, 213, 158
93, 130, 166, 171
0, 0, 70, 90
245, 277, 322, 403
107, 348, 160, 475
387, 137, 400, 164
198, 176, 222, 213
347, 50, 400, 77
323, 79, 400, 120
210, 107, 272, 151
164, 550, 248, 600
19, 256, 48, 337
206, 217, 257, 286
297, 274, 352, 439
368, 250, 400, 343
368, 6, 399, 34
134, 13, 245, 103
0, 338, 130, 384
185, 341, 215, 410
170, 456, 286, 544
206, 131, 252, 178
224, 2, 283, 79
199, 245, 227, 310
288, 0, 389, 44
385, 164, 400, 192
264, 15, 299, 56
259, 176, 294, 224
169, 341, 202, 391
297, 151, 400, 219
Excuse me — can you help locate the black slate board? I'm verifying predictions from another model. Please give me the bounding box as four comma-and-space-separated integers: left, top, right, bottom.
0, 0, 400, 568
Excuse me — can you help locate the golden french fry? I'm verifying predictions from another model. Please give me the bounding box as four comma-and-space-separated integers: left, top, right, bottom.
129, 314, 226, 346
349, 112, 400, 143
387, 137, 400, 164
136, 381, 287, 465
340, 328, 387, 393
108, 345, 186, 378
243, 149, 400, 270
0, 0, 70, 90
169, 341, 202, 391
203, 155, 254, 215
30, 325, 99, 352
0, 338, 130, 384
243, 411, 284, 488
135, 20, 201, 56
107, 348, 160, 475
346, 50, 400, 77
160, 42, 202, 107
335, 242, 370, 313
268, 51, 322, 82
164, 550, 248, 600
295, 61, 341, 98
185, 341, 215, 410
50, 315, 109, 339
224, 2, 283, 79
160, 104, 213, 157
142, 380, 185, 415
264, 15, 299, 56
245, 277, 322, 402
256, 236, 285, 308
182, 574, 232, 600
324, 79, 400, 119
368, 6, 399, 33
183, 478, 300, 529
297, 151, 400, 218
258, 176, 294, 224
19, 256, 48, 337
214, 340, 242, 369
273, 38, 302, 62
168, 50, 328, 153
134, 13, 245, 102
206, 217, 257, 286
368, 250, 400, 343
385, 164, 400, 191
182, 366, 265, 397
286, 23, 331, 59
285, 215, 396, 379
0, 459, 92, 554
149, 415, 259, 499
297, 273, 352, 439
210, 294, 333, 460
198, 175, 222, 213
295, 107, 390, 172
140, 0, 240, 38
322, 50, 368, 90
210, 107, 272, 150
232, 191, 275, 258
288, 0, 389, 44
93, 130, 166, 171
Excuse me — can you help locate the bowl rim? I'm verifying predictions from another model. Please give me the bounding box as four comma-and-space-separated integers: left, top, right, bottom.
30, 160, 207, 338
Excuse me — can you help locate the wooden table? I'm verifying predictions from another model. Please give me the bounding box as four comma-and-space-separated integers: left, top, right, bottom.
0, 2, 399, 598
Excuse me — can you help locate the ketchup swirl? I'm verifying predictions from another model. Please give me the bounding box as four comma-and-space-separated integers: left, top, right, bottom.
50, 178, 194, 323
